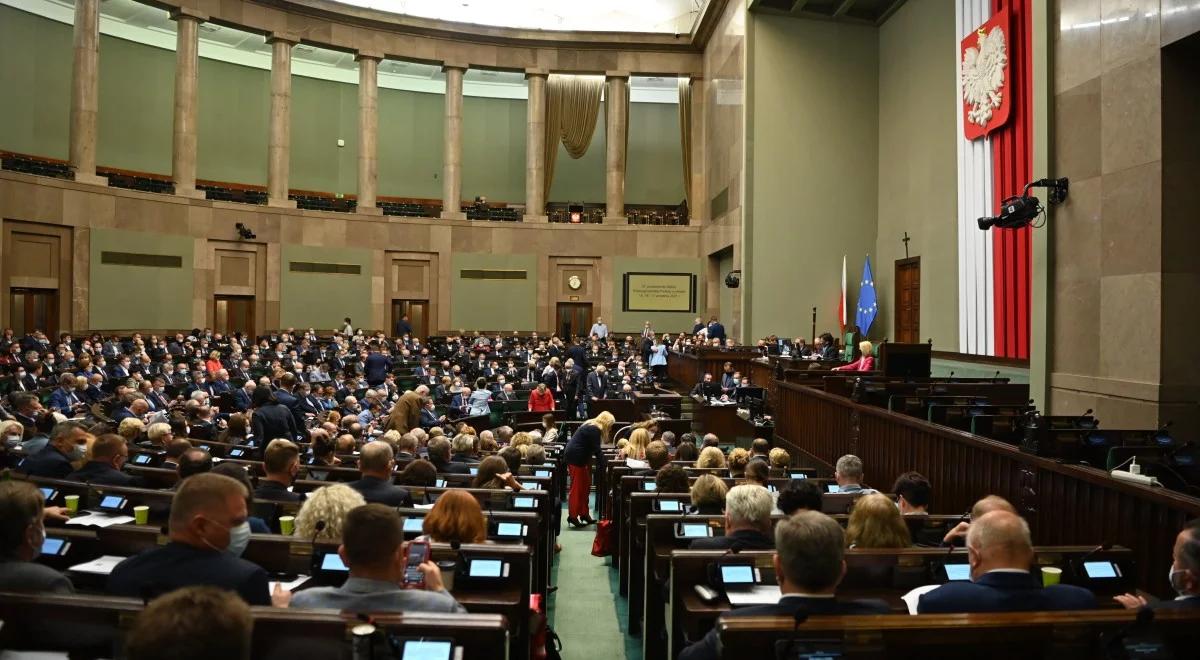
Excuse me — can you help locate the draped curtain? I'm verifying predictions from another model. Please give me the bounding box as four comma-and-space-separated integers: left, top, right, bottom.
543, 74, 604, 203
678, 78, 693, 208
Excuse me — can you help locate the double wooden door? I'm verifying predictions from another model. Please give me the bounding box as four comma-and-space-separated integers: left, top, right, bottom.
894, 257, 920, 344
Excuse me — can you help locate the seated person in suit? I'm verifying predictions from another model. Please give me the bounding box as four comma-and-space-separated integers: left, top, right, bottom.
833, 340, 875, 372
747, 437, 771, 465
917, 510, 1096, 613
834, 454, 876, 494
679, 511, 890, 660
427, 437, 470, 474
232, 381, 255, 412
252, 439, 303, 503
419, 399, 445, 429
108, 473, 273, 605
942, 494, 1017, 545
111, 396, 150, 425
689, 473, 728, 515
777, 478, 823, 515
0, 481, 74, 594
450, 433, 480, 465
125, 586, 252, 660
287, 504, 465, 613
66, 433, 143, 487
347, 441, 413, 507
690, 373, 722, 402
20, 420, 91, 479
48, 373, 86, 415
690, 484, 775, 550
1115, 519, 1200, 610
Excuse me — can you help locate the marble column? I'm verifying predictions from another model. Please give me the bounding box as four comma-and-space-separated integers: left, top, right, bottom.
68, 0, 104, 185
171, 8, 207, 198
356, 51, 383, 215
687, 76, 708, 224
267, 33, 299, 208
523, 69, 548, 222
604, 73, 629, 221
440, 64, 467, 219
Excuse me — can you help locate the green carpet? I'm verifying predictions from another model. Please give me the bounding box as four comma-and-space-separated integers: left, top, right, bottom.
548, 501, 642, 660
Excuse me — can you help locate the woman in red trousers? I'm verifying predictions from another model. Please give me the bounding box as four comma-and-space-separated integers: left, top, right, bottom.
563, 410, 615, 527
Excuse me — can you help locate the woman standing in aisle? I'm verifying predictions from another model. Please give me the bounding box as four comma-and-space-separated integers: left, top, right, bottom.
649, 336, 669, 383
563, 411, 615, 527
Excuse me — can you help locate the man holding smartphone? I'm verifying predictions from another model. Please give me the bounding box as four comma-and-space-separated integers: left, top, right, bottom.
285, 504, 465, 613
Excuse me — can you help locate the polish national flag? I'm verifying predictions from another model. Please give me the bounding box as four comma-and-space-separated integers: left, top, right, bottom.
838, 255, 847, 334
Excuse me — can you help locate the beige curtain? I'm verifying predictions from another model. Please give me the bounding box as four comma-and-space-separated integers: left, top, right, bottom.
543, 74, 604, 203
678, 78, 693, 208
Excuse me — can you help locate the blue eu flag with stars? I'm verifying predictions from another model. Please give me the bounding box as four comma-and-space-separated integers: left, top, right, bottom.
855, 256, 878, 337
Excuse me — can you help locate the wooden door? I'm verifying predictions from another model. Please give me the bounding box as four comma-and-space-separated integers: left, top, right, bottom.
894, 257, 921, 344
214, 295, 256, 337
556, 303, 592, 339
391, 300, 429, 338
9, 288, 58, 337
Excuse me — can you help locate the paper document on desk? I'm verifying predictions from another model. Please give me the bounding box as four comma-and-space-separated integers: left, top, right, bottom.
901, 584, 940, 614
726, 585, 781, 606
65, 511, 135, 527
271, 575, 310, 592
69, 555, 126, 575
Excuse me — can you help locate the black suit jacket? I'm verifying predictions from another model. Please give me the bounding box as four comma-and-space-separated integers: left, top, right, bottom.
586, 372, 609, 399
689, 528, 775, 551
66, 461, 143, 487
348, 476, 413, 507
678, 596, 890, 660
253, 479, 302, 503
432, 459, 471, 475
917, 571, 1097, 614
251, 403, 300, 443
21, 445, 75, 479
108, 541, 270, 605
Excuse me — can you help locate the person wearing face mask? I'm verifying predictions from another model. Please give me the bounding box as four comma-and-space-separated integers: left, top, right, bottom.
1115, 520, 1200, 610
0, 481, 74, 593
252, 439, 303, 503
11, 366, 36, 392
107, 473, 271, 605
19, 421, 91, 479
1, 420, 25, 451
917, 511, 1096, 613
65, 433, 143, 487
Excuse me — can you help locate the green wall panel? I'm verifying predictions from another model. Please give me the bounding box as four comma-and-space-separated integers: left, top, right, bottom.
291, 75, 358, 194
627, 102, 685, 205
378, 87, 444, 199
89, 229, 194, 330
610, 256, 703, 334
280, 244, 373, 331
747, 15, 879, 340
450, 253, 537, 331
0, 5, 72, 159
462, 95, 526, 203
97, 35, 174, 174
197, 56, 269, 186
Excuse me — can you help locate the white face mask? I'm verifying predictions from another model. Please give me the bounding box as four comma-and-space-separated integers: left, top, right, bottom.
5, 434, 22, 448
1169, 567, 1192, 596
68, 444, 86, 460
226, 521, 252, 557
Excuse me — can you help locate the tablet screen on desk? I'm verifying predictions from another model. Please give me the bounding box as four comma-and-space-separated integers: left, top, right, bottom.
496, 522, 524, 538
41, 537, 66, 556
435, 479, 447, 488
468, 468, 478, 476
468, 559, 503, 578
1084, 561, 1120, 579
656, 500, 682, 512
401, 640, 453, 660
826, 484, 841, 493
320, 553, 349, 571
721, 564, 755, 585
513, 497, 535, 509
403, 517, 425, 533
642, 481, 657, 491
133, 454, 153, 464
228, 448, 245, 458
944, 564, 970, 581
535, 470, 551, 478
790, 473, 807, 480
99, 495, 126, 510
681, 523, 711, 538
39, 487, 57, 501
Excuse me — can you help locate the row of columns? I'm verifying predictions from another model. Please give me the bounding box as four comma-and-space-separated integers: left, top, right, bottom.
65, 0, 690, 221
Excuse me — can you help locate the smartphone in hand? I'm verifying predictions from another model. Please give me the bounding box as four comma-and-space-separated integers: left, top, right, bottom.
402, 540, 430, 588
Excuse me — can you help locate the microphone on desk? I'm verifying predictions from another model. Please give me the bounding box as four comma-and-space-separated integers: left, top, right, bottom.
1074, 542, 1112, 566
309, 520, 327, 569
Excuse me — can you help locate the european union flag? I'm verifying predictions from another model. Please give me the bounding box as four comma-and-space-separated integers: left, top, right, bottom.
855, 256, 878, 337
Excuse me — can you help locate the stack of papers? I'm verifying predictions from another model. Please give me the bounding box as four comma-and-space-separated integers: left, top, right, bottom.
65, 511, 135, 528
68, 555, 126, 575
270, 575, 311, 593
726, 585, 782, 606
901, 584, 940, 614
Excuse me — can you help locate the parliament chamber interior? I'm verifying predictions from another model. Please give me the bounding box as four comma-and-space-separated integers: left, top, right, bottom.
1, 0, 1199, 658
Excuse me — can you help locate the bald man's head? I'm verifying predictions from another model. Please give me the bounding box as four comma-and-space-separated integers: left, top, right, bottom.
971, 495, 1017, 520
966, 510, 1033, 578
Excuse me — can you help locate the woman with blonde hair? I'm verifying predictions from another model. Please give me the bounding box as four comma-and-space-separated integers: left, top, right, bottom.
295, 483, 366, 542
845, 493, 911, 548
690, 474, 729, 515
696, 446, 727, 470
563, 410, 615, 527
832, 340, 875, 372
727, 448, 750, 477
768, 447, 791, 469
117, 417, 144, 444
620, 428, 651, 461
422, 489, 488, 544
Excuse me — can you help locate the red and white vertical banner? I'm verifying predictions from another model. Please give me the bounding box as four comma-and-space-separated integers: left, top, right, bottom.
956, 0, 1032, 358
838, 255, 847, 335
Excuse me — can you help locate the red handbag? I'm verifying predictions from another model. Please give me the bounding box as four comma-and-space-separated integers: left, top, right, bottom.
591, 519, 615, 557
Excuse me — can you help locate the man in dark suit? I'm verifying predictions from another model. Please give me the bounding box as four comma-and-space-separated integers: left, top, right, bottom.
428, 437, 470, 474
232, 381, 255, 412
690, 484, 776, 551
20, 421, 91, 479
347, 442, 412, 507
394, 314, 413, 338
706, 316, 726, 343
363, 346, 392, 388
66, 434, 142, 487
48, 374, 84, 415
1115, 520, 1200, 610
585, 365, 610, 401
690, 373, 721, 402
252, 439, 302, 503
917, 511, 1097, 613
679, 511, 890, 660
108, 473, 271, 605
0, 481, 75, 594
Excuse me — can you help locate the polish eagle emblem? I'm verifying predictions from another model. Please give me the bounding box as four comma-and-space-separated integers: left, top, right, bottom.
960, 11, 1011, 140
